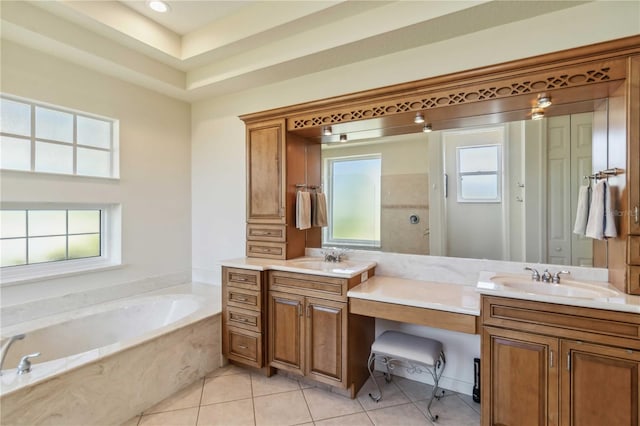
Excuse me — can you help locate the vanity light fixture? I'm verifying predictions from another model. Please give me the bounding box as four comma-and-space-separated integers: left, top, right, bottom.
531, 109, 545, 120
147, 0, 170, 13
414, 112, 425, 124
339, 134, 348, 142
422, 124, 432, 133
536, 95, 552, 109
323, 126, 332, 136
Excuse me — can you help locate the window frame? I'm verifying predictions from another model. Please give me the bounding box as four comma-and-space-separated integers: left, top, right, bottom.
323, 153, 382, 248
0, 94, 120, 179
0, 203, 122, 286
455, 143, 502, 203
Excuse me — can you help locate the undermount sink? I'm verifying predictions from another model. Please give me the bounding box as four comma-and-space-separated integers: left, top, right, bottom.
487, 274, 621, 299
287, 258, 357, 270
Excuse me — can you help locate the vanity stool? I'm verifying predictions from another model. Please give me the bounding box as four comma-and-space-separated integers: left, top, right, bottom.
367, 330, 446, 421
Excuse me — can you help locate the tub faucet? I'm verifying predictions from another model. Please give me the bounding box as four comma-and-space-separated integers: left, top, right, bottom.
16, 352, 40, 375
0, 334, 25, 375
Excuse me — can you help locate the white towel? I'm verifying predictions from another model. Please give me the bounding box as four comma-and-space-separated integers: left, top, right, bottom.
296, 190, 311, 230
585, 181, 617, 240
313, 192, 328, 227
573, 185, 590, 235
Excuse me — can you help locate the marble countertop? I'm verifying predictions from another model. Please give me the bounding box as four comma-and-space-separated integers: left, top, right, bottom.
347, 275, 480, 316
476, 271, 640, 314
219, 256, 376, 279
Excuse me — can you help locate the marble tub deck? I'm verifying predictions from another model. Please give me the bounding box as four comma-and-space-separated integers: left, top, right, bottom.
1, 283, 223, 426
123, 364, 480, 426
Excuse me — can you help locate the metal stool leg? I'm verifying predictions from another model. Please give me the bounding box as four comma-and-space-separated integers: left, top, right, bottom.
424, 351, 447, 422
367, 352, 382, 402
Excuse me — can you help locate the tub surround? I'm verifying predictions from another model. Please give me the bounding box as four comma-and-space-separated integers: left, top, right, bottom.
0, 283, 222, 426
1, 271, 193, 327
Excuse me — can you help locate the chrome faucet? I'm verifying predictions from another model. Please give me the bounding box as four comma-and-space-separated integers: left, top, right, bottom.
16, 352, 40, 375
0, 334, 25, 375
524, 267, 541, 281
552, 270, 570, 284
322, 247, 347, 263
541, 269, 553, 283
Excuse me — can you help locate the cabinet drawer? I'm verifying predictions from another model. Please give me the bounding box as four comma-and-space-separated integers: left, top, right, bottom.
247, 224, 286, 242
269, 270, 347, 301
482, 296, 640, 346
226, 306, 262, 332
224, 267, 262, 291
628, 235, 640, 265
224, 326, 262, 368
226, 287, 261, 311
628, 265, 640, 295
247, 241, 286, 259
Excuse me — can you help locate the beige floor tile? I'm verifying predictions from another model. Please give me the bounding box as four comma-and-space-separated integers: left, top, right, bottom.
458, 393, 481, 414
415, 394, 479, 425
197, 398, 254, 426
251, 371, 300, 396
201, 373, 253, 405
253, 390, 312, 426
357, 377, 410, 411
366, 403, 431, 426
144, 379, 204, 414
206, 363, 249, 378
120, 415, 141, 426
138, 407, 199, 426
394, 377, 436, 402
314, 412, 374, 426
303, 387, 364, 421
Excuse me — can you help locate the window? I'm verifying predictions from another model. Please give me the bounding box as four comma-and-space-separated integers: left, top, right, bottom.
1, 209, 101, 267
456, 144, 501, 202
0, 204, 121, 284
0, 95, 118, 178
324, 155, 381, 247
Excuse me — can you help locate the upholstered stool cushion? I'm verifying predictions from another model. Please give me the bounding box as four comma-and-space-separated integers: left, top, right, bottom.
371, 331, 442, 366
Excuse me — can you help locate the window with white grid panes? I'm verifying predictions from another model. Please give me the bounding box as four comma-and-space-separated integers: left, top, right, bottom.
0, 95, 117, 178
0, 209, 103, 268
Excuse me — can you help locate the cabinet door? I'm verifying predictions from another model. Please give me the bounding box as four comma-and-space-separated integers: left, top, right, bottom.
482, 327, 559, 426
246, 119, 286, 223
628, 56, 640, 236
560, 340, 640, 426
305, 298, 347, 386
268, 291, 305, 374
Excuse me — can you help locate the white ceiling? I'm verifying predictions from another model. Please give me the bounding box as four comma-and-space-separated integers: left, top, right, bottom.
120, 1, 253, 35
0, 0, 592, 102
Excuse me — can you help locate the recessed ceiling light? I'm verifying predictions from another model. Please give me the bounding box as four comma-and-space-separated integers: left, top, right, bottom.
339, 134, 347, 142
147, 0, 170, 13
422, 124, 432, 133
414, 112, 425, 124
323, 126, 332, 136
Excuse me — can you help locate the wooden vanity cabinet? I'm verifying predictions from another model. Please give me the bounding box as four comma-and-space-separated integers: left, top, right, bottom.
244, 119, 308, 260
222, 267, 267, 368
481, 295, 640, 426
267, 270, 375, 397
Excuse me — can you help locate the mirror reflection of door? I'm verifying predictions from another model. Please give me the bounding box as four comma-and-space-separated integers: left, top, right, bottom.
442, 126, 506, 260
546, 113, 593, 266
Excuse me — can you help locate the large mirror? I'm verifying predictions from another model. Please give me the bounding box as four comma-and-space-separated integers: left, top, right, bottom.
316, 100, 610, 268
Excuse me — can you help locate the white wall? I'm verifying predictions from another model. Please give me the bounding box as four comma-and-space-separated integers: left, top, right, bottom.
0, 40, 192, 307
192, 1, 640, 284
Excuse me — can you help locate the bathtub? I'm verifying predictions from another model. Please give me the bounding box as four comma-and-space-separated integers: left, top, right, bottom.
0, 285, 222, 425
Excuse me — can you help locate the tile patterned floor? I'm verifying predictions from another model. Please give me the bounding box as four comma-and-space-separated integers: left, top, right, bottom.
123, 364, 480, 426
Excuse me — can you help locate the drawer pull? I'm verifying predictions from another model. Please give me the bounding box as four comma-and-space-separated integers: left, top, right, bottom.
235, 277, 248, 281
635, 206, 639, 224
234, 296, 248, 302
238, 345, 248, 349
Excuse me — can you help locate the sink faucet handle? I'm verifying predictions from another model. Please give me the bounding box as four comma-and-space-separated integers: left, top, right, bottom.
524, 267, 540, 281
17, 352, 40, 375
552, 270, 570, 284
